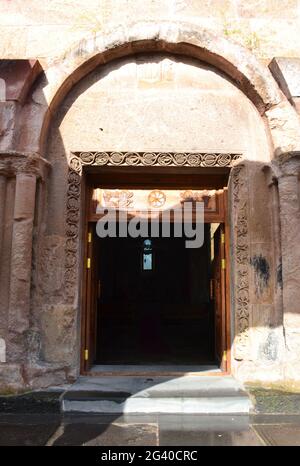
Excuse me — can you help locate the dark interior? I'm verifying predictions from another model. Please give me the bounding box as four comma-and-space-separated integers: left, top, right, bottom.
94, 222, 217, 365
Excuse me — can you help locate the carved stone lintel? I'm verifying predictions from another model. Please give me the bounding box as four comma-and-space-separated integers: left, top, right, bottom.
70, 151, 242, 172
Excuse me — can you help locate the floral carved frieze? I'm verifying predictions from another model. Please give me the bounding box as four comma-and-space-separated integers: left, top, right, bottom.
231, 164, 250, 361
69, 151, 242, 172
65, 169, 81, 301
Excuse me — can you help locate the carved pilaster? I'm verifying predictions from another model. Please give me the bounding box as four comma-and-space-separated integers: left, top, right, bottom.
231, 164, 250, 361
8, 173, 37, 362
0, 152, 50, 362
0, 175, 6, 267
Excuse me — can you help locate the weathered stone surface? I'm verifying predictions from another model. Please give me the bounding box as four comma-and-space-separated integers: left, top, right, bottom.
277, 174, 300, 317
37, 235, 65, 296
266, 101, 300, 155
269, 57, 300, 99
0, 60, 42, 103
233, 360, 284, 383
8, 174, 36, 362
0, 26, 27, 58
53, 422, 158, 446
38, 305, 77, 365
50, 54, 270, 155
0, 338, 6, 363
1, 1, 300, 60
249, 386, 300, 415
0, 101, 17, 150
253, 423, 300, 446
23, 363, 73, 390
0, 177, 15, 342
0, 363, 24, 392
42, 21, 282, 109
1, 3, 300, 390
0, 391, 63, 413
0, 415, 60, 445
250, 306, 285, 367
249, 248, 273, 304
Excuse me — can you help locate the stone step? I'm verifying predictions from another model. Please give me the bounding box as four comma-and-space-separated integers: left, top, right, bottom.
63, 396, 251, 414
62, 376, 252, 414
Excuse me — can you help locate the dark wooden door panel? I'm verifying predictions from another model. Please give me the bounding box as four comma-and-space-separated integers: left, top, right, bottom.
84, 224, 98, 371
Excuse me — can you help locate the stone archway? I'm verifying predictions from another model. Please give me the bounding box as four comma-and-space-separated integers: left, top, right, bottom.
15, 20, 300, 157
2, 20, 300, 389
32, 25, 300, 384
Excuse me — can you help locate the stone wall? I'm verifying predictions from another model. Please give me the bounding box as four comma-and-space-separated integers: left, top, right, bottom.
0, 1, 300, 61
38, 54, 281, 384
0, 8, 300, 390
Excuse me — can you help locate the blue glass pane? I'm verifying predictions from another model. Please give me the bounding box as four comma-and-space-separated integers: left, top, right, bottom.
143, 253, 152, 270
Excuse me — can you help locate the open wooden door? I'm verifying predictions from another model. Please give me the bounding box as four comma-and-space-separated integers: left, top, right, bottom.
83, 223, 99, 371
211, 191, 227, 370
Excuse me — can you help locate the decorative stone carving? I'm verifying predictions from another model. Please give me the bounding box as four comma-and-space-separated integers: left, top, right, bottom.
231, 164, 250, 361
180, 190, 215, 208
65, 169, 81, 302
70, 152, 242, 171
148, 190, 166, 208
0, 151, 50, 179
102, 190, 134, 208
65, 151, 246, 317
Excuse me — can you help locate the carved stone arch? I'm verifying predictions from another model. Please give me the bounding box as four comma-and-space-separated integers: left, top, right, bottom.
24, 20, 300, 373
16, 20, 300, 157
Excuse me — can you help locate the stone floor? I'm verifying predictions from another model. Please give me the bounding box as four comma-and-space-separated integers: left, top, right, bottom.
1, 413, 300, 446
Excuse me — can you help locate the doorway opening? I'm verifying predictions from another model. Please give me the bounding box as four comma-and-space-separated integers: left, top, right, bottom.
96, 222, 220, 365
81, 168, 230, 375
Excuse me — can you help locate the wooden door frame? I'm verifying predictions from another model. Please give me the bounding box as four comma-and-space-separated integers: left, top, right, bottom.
80, 171, 231, 376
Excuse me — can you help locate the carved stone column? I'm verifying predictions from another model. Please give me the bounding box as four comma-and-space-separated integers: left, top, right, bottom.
274, 153, 300, 379
270, 179, 284, 327
7, 172, 37, 362
277, 174, 300, 317
0, 174, 6, 261
0, 173, 7, 363
0, 152, 50, 389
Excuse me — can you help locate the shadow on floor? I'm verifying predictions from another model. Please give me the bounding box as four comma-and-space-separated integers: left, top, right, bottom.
1, 413, 300, 446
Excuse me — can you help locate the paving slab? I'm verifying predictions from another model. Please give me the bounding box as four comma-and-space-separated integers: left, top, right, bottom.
158, 414, 251, 431
0, 390, 64, 413
158, 414, 263, 446
0, 414, 60, 446
52, 422, 158, 446
3, 412, 300, 446
253, 424, 300, 446
251, 414, 300, 425
159, 428, 263, 446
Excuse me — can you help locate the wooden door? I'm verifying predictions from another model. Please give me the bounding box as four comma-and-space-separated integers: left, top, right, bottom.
211, 222, 227, 370
83, 223, 99, 371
